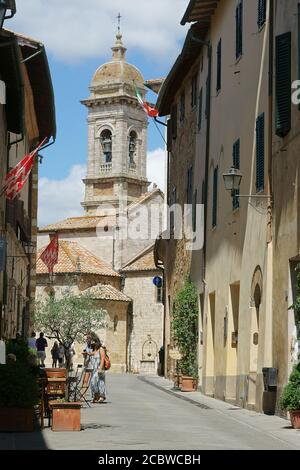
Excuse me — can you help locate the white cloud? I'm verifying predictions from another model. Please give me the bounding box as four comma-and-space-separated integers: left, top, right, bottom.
38, 164, 86, 227
10, 0, 189, 63
147, 147, 166, 193
38, 149, 166, 226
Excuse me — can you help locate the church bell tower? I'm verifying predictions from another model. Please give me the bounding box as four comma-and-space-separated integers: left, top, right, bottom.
81, 30, 150, 215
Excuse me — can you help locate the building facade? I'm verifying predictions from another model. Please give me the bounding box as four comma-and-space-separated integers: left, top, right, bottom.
37, 32, 164, 374
156, 0, 299, 415
0, 27, 56, 340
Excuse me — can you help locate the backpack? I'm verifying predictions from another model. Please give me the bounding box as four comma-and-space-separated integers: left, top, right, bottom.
103, 348, 111, 371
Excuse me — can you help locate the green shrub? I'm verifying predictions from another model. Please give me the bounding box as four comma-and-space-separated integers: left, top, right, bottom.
6, 339, 31, 365
0, 364, 39, 408
280, 365, 300, 412
172, 279, 198, 378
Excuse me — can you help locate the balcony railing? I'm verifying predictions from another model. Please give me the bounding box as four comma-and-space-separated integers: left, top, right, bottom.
100, 163, 112, 173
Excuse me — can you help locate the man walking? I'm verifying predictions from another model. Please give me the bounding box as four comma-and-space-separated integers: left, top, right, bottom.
36, 332, 48, 367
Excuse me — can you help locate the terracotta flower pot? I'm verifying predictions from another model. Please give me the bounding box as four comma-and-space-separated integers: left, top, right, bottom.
290, 410, 300, 429
181, 376, 197, 392
49, 401, 81, 432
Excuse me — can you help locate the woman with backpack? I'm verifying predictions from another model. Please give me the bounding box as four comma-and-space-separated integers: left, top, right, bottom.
89, 339, 107, 403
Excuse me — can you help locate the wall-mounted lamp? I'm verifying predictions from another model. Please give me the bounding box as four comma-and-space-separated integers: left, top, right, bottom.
222, 167, 272, 201
23, 241, 36, 256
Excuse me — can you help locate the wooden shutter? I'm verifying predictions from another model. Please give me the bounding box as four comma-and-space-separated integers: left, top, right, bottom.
275, 32, 291, 137
198, 88, 203, 130
233, 139, 240, 209
236, 2, 243, 59
256, 113, 265, 192
171, 104, 177, 139
192, 189, 198, 233
217, 39, 222, 92
187, 166, 193, 205
258, 0, 266, 29
212, 167, 218, 228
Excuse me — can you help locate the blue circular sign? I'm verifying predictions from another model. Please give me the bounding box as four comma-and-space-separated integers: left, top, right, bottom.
153, 276, 162, 287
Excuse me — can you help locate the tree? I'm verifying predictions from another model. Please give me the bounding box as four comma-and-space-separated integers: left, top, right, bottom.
172, 278, 198, 378
34, 288, 106, 368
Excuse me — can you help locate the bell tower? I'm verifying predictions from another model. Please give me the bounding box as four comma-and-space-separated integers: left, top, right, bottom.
81, 31, 150, 215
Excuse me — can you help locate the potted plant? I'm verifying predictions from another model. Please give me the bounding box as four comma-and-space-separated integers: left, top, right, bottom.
0, 363, 39, 432
280, 364, 300, 429
172, 279, 198, 392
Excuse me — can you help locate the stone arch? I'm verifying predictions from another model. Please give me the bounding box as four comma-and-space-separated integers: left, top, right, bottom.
250, 266, 263, 309
96, 123, 115, 138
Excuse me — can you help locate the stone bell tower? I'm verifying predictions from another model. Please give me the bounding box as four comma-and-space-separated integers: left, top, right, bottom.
81, 31, 150, 216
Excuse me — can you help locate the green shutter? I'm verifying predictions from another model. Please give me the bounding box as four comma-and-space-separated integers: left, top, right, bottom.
212, 167, 218, 228
233, 139, 240, 209
258, 0, 266, 29
275, 32, 291, 137
217, 39, 222, 92
298, 4, 300, 111
205, 77, 209, 118
198, 88, 203, 130
192, 189, 197, 233
187, 166, 193, 204
256, 113, 265, 192
236, 2, 243, 59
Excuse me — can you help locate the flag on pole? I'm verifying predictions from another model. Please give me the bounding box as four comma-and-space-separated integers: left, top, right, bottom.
134, 84, 159, 118
3, 137, 47, 200
40, 233, 59, 273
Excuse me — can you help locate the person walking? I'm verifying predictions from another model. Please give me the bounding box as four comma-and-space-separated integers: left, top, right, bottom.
27, 331, 37, 350
51, 341, 60, 368
57, 343, 65, 367
89, 340, 106, 403
36, 332, 48, 367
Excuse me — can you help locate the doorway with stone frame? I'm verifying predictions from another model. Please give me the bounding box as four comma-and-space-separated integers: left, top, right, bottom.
248, 266, 263, 407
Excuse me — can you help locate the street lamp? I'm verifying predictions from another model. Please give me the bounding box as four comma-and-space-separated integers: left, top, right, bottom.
0, 0, 16, 30
222, 167, 271, 200
23, 241, 36, 256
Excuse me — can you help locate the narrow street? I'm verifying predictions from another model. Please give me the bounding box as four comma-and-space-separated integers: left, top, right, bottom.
1, 374, 300, 450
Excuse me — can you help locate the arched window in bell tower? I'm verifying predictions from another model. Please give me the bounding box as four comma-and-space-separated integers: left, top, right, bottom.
101, 129, 112, 163
128, 131, 137, 168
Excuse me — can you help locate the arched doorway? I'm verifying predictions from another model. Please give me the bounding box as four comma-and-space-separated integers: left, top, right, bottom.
248, 267, 263, 406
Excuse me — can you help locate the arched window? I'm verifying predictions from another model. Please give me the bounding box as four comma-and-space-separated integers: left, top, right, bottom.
101, 130, 112, 163
128, 131, 137, 167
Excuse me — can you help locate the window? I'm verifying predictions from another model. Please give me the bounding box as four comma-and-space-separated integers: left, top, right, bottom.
192, 189, 198, 233
275, 32, 291, 137
216, 39, 222, 92
179, 92, 185, 124
258, 0, 266, 29
212, 166, 218, 228
191, 73, 198, 108
198, 88, 203, 130
156, 285, 163, 303
171, 104, 177, 139
232, 139, 240, 209
256, 113, 265, 192
128, 131, 137, 167
186, 166, 193, 205
236, 1, 243, 59
205, 76, 210, 118
100, 129, 112, 163
170, 187, 176, 236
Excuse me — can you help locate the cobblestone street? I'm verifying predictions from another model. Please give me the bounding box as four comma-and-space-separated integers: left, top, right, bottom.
1, 374, 300, 450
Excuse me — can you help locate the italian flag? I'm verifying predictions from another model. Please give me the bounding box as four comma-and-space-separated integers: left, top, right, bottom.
135, 85, 159, 118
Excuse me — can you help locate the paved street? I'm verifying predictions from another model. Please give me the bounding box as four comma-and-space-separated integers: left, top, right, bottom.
1, 374, 300, 450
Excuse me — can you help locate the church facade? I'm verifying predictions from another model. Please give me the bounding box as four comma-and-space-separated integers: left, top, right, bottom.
36, 32, 164, 374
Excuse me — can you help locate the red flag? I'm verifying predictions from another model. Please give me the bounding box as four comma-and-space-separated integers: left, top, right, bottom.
40, 234, 59, 273
4, 138, 47, 200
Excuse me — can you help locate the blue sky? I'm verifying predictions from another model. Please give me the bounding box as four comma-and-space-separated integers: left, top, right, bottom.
10, 0, 189, 225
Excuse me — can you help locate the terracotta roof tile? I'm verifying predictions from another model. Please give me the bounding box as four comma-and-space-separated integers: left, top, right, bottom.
84, 284, 131, 302
122, 245, 157, 272
38, 215, 115, 232
37, 240, 120, 277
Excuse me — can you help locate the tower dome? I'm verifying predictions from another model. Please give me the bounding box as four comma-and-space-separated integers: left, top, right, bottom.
90, 33, 144, 97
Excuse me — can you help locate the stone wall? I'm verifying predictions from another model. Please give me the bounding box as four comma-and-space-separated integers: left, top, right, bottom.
123, 271, 163, 373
